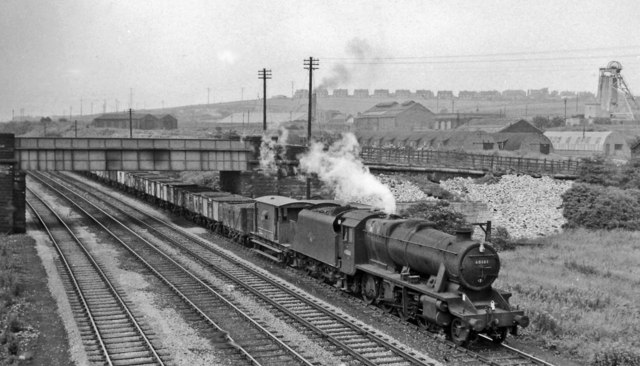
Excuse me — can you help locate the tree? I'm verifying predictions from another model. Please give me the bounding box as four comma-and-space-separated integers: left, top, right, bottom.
550, 116, 565, 128
532, 116, 550, 130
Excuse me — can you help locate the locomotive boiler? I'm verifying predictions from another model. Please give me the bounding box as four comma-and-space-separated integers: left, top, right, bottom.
360, 217, 528, 344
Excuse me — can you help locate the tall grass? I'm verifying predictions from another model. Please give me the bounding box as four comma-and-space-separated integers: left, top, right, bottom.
495, 229, 640, 364
0, 235, 24, 360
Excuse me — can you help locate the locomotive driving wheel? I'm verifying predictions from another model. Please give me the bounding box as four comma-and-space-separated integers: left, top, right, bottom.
361, 274, 379, 305
448, 318, 471, 346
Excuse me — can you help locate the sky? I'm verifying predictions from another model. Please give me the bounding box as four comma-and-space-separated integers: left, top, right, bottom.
1, 0, 640, 121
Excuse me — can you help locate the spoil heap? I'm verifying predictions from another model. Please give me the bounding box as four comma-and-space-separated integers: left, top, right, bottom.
377, 174, 431, 202
441, 175, 573, 239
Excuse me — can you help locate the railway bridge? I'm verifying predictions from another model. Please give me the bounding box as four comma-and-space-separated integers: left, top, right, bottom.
1, 134, 260, 234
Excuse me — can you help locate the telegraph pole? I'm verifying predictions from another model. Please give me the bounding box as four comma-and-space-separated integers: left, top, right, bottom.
129, 108, 133, 138
258, 68, 272, 131
74, 120, 77, 138
304, 57, 319, 199
304, 57, 319, 142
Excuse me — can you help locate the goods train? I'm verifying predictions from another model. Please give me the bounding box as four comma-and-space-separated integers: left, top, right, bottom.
89, 170, 529, 346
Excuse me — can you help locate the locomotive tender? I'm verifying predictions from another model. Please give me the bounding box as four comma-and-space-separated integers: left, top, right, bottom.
90, 170, 529, 345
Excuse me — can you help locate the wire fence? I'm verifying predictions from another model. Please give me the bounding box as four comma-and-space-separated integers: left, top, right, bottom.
360, 147, 581, 176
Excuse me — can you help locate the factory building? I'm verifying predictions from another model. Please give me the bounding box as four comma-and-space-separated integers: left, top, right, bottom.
354, 101, 435, 132
544, 130, 630, 158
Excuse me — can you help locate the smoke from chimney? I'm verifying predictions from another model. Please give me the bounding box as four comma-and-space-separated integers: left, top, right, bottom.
298, 133, 396, 213
317, 38, 386, 91
258, 127, 289, 174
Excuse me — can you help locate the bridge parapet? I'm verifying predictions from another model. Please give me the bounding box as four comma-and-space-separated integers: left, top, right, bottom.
15, 137, 255, 171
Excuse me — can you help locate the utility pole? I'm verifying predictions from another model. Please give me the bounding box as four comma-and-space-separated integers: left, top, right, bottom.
304, 56, 319, 199
129, 88, 133, 109
74, 120, 78, 138
304, 57, 319, 142
241, 87, 244, 101
258, 68, 272, 132
129, 108, 133, 138
207, 87, 210, 105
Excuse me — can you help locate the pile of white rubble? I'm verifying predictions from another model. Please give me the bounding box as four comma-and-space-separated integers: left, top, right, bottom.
440, 175, 574, 239
377, 174, 431, 202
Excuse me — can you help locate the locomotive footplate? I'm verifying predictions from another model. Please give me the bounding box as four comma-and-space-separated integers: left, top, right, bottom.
356, 263, 452, 300
250, 236, 290, 262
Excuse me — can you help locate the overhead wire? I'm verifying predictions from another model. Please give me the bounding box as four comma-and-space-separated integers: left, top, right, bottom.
321, 45, 640, 60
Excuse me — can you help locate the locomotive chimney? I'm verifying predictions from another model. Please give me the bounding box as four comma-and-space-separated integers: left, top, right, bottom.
454, 227, 473, 240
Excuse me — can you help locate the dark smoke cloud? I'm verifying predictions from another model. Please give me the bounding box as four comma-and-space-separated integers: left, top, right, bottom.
317, 37, 385, 90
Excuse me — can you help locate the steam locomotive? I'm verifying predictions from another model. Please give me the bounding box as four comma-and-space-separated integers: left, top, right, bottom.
90, 170, 529, 346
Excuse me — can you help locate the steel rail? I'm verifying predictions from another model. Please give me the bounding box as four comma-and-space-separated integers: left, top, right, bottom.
54, 171, 435, 366
30, 171, 313, 366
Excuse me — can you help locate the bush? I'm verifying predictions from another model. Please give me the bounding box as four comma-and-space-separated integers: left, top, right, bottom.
490, 226, 513, 250
619, 158, 640, 190
576, 156, 621, 186
399, 201, 466, 235
562, 183, 640, 230
591, 342, 640, 366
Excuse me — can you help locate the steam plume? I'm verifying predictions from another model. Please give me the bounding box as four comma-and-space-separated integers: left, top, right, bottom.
318, 38, 386, 90
258, 127, 289, 174
298, 133, 396, 213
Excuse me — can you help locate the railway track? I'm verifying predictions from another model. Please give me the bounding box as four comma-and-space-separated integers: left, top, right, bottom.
39, 171, 438, 365
49, 170, 556, 366
28, 172, 315, 366
26, 189, 170, 366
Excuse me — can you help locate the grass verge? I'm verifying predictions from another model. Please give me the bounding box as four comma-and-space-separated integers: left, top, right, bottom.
495, 228, 640, 365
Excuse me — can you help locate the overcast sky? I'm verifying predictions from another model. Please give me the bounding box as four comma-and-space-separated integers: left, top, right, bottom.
2, 0, 640, 120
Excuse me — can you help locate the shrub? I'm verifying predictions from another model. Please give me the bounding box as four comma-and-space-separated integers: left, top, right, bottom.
619, 158, 640, 190
490, 226, 513, 250
7, 313, 22, 333
399, 201, 466, 235
7, 334, 18, 355
591, 342, 640, 366
561, 183, 640, 230
576, 156, 620, 186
